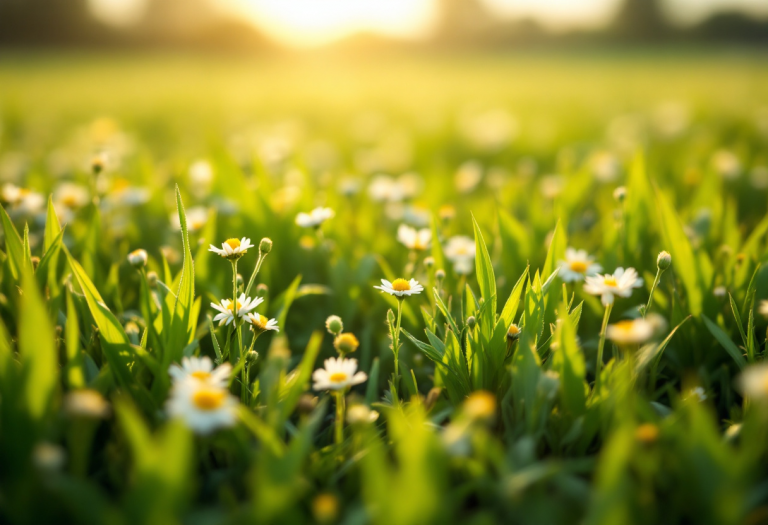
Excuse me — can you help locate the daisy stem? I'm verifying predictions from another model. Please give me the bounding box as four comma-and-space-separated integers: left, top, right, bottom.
334, 390, 345, 445
643, 267, 664, 318
392, 298, 404, 402
232, 260, 246, 404
244, 252, 267, 298
594, 303, 613, 397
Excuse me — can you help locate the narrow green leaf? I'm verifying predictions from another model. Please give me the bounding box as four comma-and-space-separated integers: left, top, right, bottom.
702, 314, 746, 369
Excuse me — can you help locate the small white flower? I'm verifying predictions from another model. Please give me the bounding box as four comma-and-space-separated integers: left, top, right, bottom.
444, 235, 476, 275
54, 182, 90, 209
169, 356, 231, 388
558, 248, 602, 283
606, 318, 654, 345
312, 357, 367, 391
211, 294, 263, 326
455, 161, 483, 194
759, 300, 768, 318
584, 267, 643, 306
713, 286, 727, 298
296, 207, 335, 228
397, 224, 431, 251
347, 404, 379, 425
166, 380, 238, 435
246, 313, 279, 334
374, 278, 424, 297
711, 149, 741, 180
368, 174, 404, 203
685, 386, 707, 402
209, 237, 254, 260
189, 159, 214, 186
739, 364, 768, 401
64, 389, 111, 419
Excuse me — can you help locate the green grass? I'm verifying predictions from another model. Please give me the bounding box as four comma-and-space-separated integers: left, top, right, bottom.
1, 50, 768, 524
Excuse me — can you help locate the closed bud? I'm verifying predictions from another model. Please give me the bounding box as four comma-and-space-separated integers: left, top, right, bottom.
31, 256, 40, 270
325, 315, 343, 335
146, 271, 158, 288
236, 273, 244, 287
256, 283, 268, 295
259, 237, 273, 254
657, 250, 672, 270
127, 249, 148, 268
246, 350, 259, 367
613, 186, 627, 203
436, 269, 446, 281
424, 256, 435, 269
466, 316, 476, 328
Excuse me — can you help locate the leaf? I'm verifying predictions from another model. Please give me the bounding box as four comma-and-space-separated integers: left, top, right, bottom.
500, 266, 529, 329
0, 203, 29, 280
19, 266, 58, 421
635, 316, 691, 373
278, 331, 323, 424
165, 187, 196, 366
542, 219, 566, 280
656, 187, 704, 316
472, 214, 496, 332
702, 314, 746, 369
274, 274, 302, 332
551, 304, 587, 416
65, 290, 86, 388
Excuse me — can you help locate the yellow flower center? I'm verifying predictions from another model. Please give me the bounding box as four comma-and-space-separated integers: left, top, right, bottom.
329, 372, 348, 383
61, 195, 79, 207
413, 239, 427, 250
250, 314, 267, 330
508, 324, 520, 336
334, 333, 360, 353
190, 219, 205, 230
226, 301, 243, 312
603, 276, 618, 287
113, 178, 130, 191
613, 320, 635, 333
192, 388, 226, 411
190, 371, 211, 380
569, 261, 588, 273
391, 278, 411, 292
225, 238, 241, 250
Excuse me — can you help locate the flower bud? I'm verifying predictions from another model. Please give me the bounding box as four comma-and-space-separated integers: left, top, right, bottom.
256, 283, 268, 295
146, 271, 158, 288
246, 350, 259, 367
346, 404, 379, 425
436, 269, 446, 281
297, 393, 318, 414
312, 493, 339, 524
463, 390, 496, 421
507, 323, 521, 341
127, 249, 148, 268
424, 256, 435, 269
325, 315, 343, 335
91, 152, 107, 175
466, 316, 476, 328
657, 250, 672, 270
635, 423, 659, 445
31, 256, 40, 270
259, 237, 273, 254
334, 333, 359, 354
236, 273, 244, 287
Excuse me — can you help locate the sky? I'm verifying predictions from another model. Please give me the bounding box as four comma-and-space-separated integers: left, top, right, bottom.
88, 0, 768, 47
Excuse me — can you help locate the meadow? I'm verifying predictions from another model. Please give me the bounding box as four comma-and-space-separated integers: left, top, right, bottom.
1, 50, 768, 524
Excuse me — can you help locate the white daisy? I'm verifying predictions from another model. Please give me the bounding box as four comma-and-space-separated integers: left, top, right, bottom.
209, 237, 254, 260
64, 389, 111, 419
169, 356, 231, 388
444, 235, 476, 275
211, 294, 263, 326
374, 278, 424, 297
171, 206, 208, 232
54, 182, 90, 209
397, 224, 431, 251
166, 380, 238, 435
606, 318, 654, 345
584, 267, 643, 306
368, 174, 404, 203
558, 248, 602, 283
759, 300, 768, 318
246, 313, 279, 334
346, 404, 379, 425
312, 357, 368, 391
295, 207, 335, 228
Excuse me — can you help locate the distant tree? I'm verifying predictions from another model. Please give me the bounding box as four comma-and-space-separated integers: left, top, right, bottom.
610, 0, 669, 40
432, 0, 495, 43
0, 0, 111, 45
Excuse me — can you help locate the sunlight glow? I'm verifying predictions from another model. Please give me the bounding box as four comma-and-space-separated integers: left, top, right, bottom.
88, 0, 147, 27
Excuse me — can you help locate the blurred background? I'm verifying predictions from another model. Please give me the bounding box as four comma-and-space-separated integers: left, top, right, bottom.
0, 0, 767, 51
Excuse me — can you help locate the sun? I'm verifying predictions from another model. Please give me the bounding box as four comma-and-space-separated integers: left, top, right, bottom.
222, 0, 437, 48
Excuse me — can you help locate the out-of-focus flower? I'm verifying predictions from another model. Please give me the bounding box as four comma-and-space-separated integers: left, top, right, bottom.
312, 493, 340, 524
312, 357, 367, 391
171, 206, 207, 232
460, 108, 518, 151
539, 175, 564, 199
584, 267, 643, 306
455, 161, 483, 194
606, 318, 654, 345
444, 235, 476, 275
338, 176, 362, 196
711, 149, 741, 180
296, 207, 335, 228
397, 224, 431, 251
54, 182, 90, 209
189, 159, 214, 197
1, 184, 45, 214
334, 333, 360, 354
166, 380, 238, 435
127, 249, 148, 268
347, 404, 379, 425
653, 101, 689, 139
613, 186, 627, 202
374, 278, 424, 297
64, 389, 111, 419
739, 364, 768, 401
558, 248, 602, 283
368, 174, 404, 203
758, 300, 768, 318
211, 294, 263, 326
591, 151, 620, 182
33, 442, 66, 471
463, 390, 496, 421
507, 323, 521, 341
685, 386, 707, 402
169, 356, 231, 388
635, 423, 659, 445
